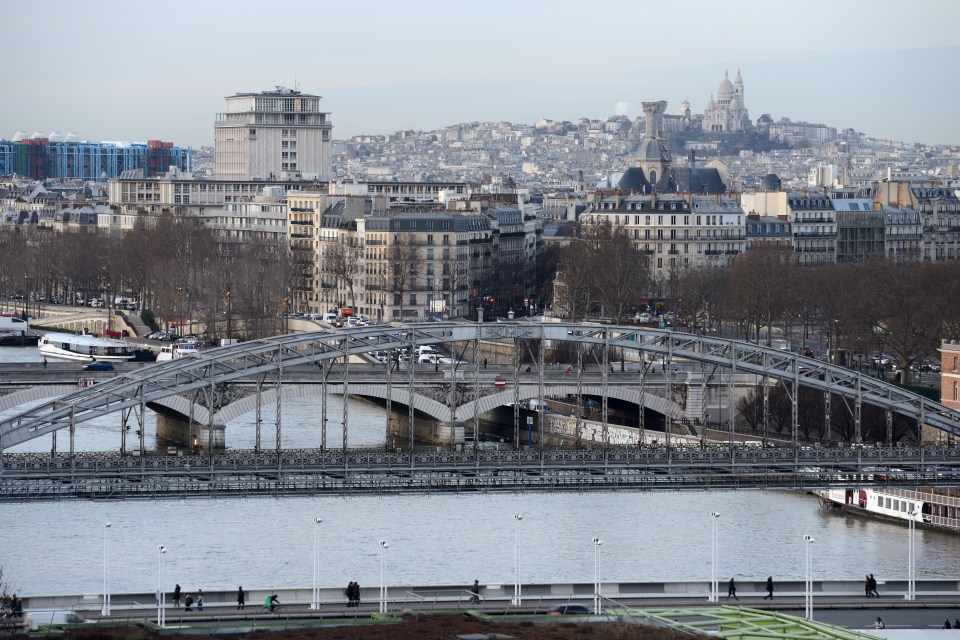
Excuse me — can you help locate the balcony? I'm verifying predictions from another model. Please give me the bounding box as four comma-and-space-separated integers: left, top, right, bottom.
794, 231, 836, 238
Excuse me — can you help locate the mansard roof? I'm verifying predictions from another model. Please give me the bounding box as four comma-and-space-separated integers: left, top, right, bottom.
616, 167, 653, 194
655, 167, 725, 194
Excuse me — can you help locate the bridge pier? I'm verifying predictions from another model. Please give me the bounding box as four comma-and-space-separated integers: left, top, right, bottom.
156, 414, 226, 451
387, 411, 464, 447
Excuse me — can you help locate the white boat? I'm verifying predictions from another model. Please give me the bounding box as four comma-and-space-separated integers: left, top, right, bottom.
0, 314, 40, 346
38, 332, 135, 362
156, 343, 200, 362
818, 487, 960, 533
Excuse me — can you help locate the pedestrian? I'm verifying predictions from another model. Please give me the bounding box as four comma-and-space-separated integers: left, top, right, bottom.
764, 576, 774, 600
868, 574, 880, 598
184, 594, 193, 611
237, 586, 245, 610
269, 594, 280, 612
864, 575, 872, 598
874, 617, 885, 629
345, 581, 354, 606
470, 580, 480, 604
173, 584, 181, 608
42, 358, 47, 368
197, 589, 203, 611
726, 578, 738, 601
352, 582, 360, 607
945, 619, 953, 629
954, 618, 960, 629
483, 358, 487, 369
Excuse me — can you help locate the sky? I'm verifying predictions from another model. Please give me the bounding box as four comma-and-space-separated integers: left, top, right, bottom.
4, 0, 960, 148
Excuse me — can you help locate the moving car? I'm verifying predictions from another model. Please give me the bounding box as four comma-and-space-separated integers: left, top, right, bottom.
82, 361, 115, 371
548, 604, 591, 615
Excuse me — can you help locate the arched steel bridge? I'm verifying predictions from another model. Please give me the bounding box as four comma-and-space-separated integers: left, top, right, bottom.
1, 321, 959, 500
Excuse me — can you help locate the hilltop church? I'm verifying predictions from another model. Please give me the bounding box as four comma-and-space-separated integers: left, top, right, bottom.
701, 69, 750, 133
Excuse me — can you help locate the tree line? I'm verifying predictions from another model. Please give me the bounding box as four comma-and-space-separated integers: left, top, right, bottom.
0, 215, 291, 341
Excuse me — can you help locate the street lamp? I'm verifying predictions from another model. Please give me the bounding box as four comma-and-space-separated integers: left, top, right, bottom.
312, 518, 322, 610
513, 514, 523, 606
709, 512, 720, 603
101, 523, 112, 617
907, 507, 916, 601
592, 537, 603, 615
803, 535, 815, 620
379, 540, 389, 614
157, 545, 167, 627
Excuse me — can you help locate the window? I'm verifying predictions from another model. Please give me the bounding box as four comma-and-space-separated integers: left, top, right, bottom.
409, 294, 417, 306
954, 381, 959, 402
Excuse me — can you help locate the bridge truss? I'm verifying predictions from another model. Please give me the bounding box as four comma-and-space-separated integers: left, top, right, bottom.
2, 322, 959, 475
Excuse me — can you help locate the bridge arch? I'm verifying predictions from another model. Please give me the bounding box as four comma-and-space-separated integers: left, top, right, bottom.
3, 322, 959, 449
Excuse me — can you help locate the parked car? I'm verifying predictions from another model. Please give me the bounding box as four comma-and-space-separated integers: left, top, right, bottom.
83, 361, 115, 371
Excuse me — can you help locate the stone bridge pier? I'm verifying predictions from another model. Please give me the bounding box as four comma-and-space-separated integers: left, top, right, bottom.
153, 409, 226, 451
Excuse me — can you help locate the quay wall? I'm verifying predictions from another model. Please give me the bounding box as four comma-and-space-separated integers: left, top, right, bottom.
18, 579, 960, 612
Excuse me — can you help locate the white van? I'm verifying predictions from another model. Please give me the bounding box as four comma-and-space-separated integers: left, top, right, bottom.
415, 345, 438, 356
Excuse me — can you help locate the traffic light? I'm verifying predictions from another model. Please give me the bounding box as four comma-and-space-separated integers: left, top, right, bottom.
472, 289, 477, 298
488, 297, 494, 304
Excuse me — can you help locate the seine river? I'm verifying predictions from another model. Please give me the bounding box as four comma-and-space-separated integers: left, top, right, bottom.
2, 346, 960, 597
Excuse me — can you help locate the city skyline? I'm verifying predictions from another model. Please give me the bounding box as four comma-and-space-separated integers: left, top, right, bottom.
4, 0, 959, 148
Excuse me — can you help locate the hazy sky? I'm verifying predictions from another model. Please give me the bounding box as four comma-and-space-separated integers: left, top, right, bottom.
5, 0, 959, 147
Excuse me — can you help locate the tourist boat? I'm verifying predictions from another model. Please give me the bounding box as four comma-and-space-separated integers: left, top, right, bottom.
156, 343, 200, 362
0, 314, 40, 346
818, 487, 960, 533
38, 332, 135, 362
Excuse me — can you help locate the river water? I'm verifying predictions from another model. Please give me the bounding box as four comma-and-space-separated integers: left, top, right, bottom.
2, 346, 960, 597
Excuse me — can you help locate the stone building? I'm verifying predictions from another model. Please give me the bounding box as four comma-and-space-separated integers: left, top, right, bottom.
702, 69, 750, 133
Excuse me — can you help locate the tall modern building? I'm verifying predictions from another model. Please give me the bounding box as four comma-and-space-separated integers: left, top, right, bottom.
214, 86, 332, 181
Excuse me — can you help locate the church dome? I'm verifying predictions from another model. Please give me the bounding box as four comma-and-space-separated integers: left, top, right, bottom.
717, 76, 735, 100
636, 138, 666, 163
706, 94, 716, 110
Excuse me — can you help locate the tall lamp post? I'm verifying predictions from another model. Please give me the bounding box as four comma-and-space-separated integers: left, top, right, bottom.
709, 512, 720, 603
803, 535, 815, 620
157, 545, 167, 627
513, 514, 523, 606
907, 507, 916, 601
311, 518, 322, 610
101, 523, 112, 617
22, 272, 28, 318
378, 540, 389, 614
592, 537, 603, 614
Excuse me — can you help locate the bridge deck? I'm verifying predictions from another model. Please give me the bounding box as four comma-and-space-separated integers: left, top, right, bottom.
2, 445, 958, 502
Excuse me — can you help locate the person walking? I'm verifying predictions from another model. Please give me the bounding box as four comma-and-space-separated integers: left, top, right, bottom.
184, 594, 193, 612
764, 576, 774, 600
726, 578, 738, 601
197, 589, 204, 611
172, 584, 181, 608
470, 580, 480, 605
345, 582, 354, 607
237, 586, 245, 610
864, 575, 872, 598
483, 358, 487, 370
868, 574, 880, 598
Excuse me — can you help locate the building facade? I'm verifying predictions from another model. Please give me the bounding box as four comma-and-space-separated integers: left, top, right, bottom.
214, 86, 332, 181
787, 192, 837, 264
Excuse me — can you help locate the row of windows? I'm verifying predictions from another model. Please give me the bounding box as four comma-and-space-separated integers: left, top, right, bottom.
602, 214, 741, 226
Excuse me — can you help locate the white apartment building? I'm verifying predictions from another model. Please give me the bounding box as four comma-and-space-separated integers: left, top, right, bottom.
581, 192, 746, 278
787, 192, 838, 263
214, 86, 332, 181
